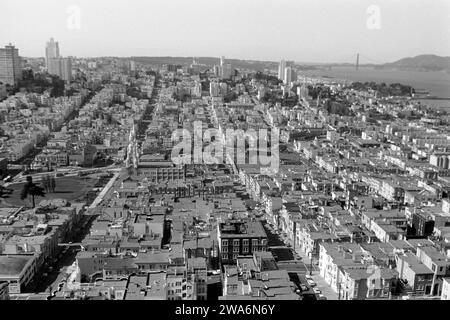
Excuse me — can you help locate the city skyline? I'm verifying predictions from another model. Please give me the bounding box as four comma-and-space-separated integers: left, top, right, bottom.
1, 0, 450, 63
1, 0, 450, 306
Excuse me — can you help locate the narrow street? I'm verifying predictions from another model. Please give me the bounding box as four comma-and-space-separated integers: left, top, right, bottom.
24, 214, 97, 294
261, 217, 338, 300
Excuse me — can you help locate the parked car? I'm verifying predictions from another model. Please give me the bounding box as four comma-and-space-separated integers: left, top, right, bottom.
299, 284, 309, 292
313, 288, 321, 294
317, 294, 327, 300
306, 279, 317, 287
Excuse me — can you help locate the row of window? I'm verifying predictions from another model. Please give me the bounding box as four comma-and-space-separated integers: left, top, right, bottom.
221, 248, 267, 260
168, 282, 182, 287
168, 289, 182, 294
222, 238, 267, 247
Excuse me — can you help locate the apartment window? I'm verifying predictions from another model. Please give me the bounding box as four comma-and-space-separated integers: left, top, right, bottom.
233, 246, 240, 253
243, 246, 249, 253
243, 239, 249, 246
233, 254, 238, 260
252, 239, 258, 247
222, 253, 228, 260
233, 239, 240, 247
222, 246, 228, 253
222, 240, 228, 247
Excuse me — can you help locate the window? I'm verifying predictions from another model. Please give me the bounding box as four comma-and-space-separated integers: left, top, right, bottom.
243, 239, 249, 246
222, 240, 228, 247
222, 253, 228, 260
243, 246, 249, 253
222, 246, 228, 253
252, 239, 258, 247
233, 246, 240, 253
233, 239, 240, 247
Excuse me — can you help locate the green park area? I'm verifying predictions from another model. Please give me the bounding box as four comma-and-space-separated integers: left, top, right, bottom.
1, 177, 98, 208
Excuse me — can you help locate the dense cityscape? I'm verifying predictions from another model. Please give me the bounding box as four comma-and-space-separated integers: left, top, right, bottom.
0, 36, 450, 302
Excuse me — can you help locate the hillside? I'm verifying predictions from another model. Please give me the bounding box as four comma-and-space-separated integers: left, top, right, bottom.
131, 56, 278, 71
377, 54, 450, 71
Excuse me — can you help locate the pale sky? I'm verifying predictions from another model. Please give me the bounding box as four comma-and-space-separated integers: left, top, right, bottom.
1, 0, 449, 63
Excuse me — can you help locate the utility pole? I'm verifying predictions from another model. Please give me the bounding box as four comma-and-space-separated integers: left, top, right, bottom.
356, 53, 360, 71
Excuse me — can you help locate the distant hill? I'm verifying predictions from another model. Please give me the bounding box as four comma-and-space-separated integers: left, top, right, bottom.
131, 56, 278, 71
377, 54, 450, 72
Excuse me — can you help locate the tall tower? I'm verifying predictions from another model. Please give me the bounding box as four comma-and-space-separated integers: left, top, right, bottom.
356, 53, 360, 71
0, 44, 22, 86
45, 38, 60, 68
278, 59, 286, 82
46, 38, 72, 82
284, 66, 292, 85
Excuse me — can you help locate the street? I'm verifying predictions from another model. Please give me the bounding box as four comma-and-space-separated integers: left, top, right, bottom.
261, 218, 338, 300
24, 214, 96, 294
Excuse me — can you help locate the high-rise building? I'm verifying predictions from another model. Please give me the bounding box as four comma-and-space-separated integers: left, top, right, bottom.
219, 56, 233, 79
48, 57, 72, 82
213, 65, 220, 76
284, 66, 292, 85
284, 66, 297, 85
45, 38, 60, 68
221, 63, 232, 79
0, 44, 22, 86
45, 38, 72, 82
210, 82, 220, 97
278, 59, 286, 81
60, 58, 72, 82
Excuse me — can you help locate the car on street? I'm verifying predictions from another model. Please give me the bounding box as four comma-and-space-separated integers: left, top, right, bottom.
306, 279, 317, 287
299, 284, 309, 292
317, 294, 327, 300
313, 288, 321, 294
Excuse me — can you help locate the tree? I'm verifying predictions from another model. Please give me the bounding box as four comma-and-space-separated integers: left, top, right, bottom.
43, 175, 50, 193
20, 176, 46, 208
50, 176, 56, 193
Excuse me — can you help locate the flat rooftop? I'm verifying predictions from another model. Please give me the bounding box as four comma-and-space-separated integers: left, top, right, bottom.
0, 254, 35, 277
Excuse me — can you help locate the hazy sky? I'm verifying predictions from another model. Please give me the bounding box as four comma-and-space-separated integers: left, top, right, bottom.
1, 0, 449, 63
